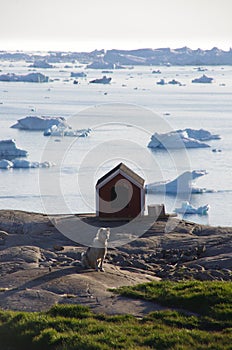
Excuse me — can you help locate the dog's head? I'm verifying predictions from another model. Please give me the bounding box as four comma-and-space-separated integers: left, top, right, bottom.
96, 227, 110, 242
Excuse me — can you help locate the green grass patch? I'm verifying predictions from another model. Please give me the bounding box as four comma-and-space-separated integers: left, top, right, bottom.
115, 280, 232, 321
0, 281, 231, 349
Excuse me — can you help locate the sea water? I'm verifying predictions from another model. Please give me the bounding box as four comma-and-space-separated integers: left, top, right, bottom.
0, 61, 231, 226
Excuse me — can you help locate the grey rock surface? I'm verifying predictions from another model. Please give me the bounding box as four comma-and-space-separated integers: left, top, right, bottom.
0, 210, 231, 314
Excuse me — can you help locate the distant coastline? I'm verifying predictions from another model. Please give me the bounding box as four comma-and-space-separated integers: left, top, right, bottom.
1, 47, 232, 66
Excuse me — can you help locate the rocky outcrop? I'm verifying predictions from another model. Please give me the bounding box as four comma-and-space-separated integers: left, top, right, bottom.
0, 210, 231, 313
107, 219, 232, 281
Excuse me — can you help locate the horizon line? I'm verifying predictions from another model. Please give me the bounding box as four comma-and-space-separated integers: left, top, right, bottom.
0, 45, 232, 54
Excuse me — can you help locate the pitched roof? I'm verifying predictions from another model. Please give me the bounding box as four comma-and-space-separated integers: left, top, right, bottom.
96, 162, 144, 187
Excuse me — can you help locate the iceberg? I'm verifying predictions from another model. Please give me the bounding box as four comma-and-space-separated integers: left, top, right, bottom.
178, 128, 220, 141
29, 60, 53, 69
148, 131, 209, 149
195, 67, 208, 72
43, 125, 91, 137
156, 78, 166, 85
12, 159, 55, 169
146, 170, 207, 194
0, 159, 54, 169
12, 159, 39, 168
174, 201, 209, 215
0, 72, 49, 83
89, 76, 112, 84
0, 159, 13, 169
1, 47, 232, 66
212, 148, 222, 153
0, 139, 27, 160
147, 128, 220, 149
87, 61, 114, 69
70, 72, 87, 78
44, 125, 91, 137
168, 79, 182, 85
86, 61, 124, 69
192, 74, 213, 83
11, 116, 68, 131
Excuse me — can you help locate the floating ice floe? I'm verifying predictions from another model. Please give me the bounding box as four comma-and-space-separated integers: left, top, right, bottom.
102, 70, 113, 73
148, 128, 220, 149
0, 72, 49, 83
89, 76, 112, 84
195, 67, 208, 72
156, 78, 166, 85
168, 79, 182, 85
192, 74, 213, 83
12, 159, 55, 168
0, 139, 27, 160
146, 170, 208, 194
43, 125, 91, 137
0, 159, 55, 169
70, 72, 87, 78
11, 116, 68, 131
174, 201, 209, 215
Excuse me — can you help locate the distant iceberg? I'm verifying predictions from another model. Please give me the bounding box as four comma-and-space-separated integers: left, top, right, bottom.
0, 159, 55, 169
0, 72, 49, 83
156, 78, 166, 85
192, 74, 213, 83
148, 128, 220, 149
146, 170, 208, 194
168, 79, 181, 85
11, 116, 68, 131
44, 125, 91, 137
89, 76, 112, 84
195, 67, 208, 72
87, 61, 114, 69
29, 60, 54, 69
12, 159, 55, 169
0, 139, 27, 160
86, 61, 123, 69
70, 72, 87, 78
174, 201, 209, 215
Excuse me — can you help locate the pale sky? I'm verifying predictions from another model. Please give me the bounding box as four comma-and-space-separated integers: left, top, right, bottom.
0, 0, 231, 51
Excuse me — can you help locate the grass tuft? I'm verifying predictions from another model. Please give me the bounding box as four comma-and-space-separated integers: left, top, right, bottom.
0, 281, 230, 349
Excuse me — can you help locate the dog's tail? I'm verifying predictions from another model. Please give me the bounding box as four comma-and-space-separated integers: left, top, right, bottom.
81, 251, 91, 268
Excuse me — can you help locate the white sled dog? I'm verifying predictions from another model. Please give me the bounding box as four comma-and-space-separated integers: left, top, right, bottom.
81, 227, 110, 272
